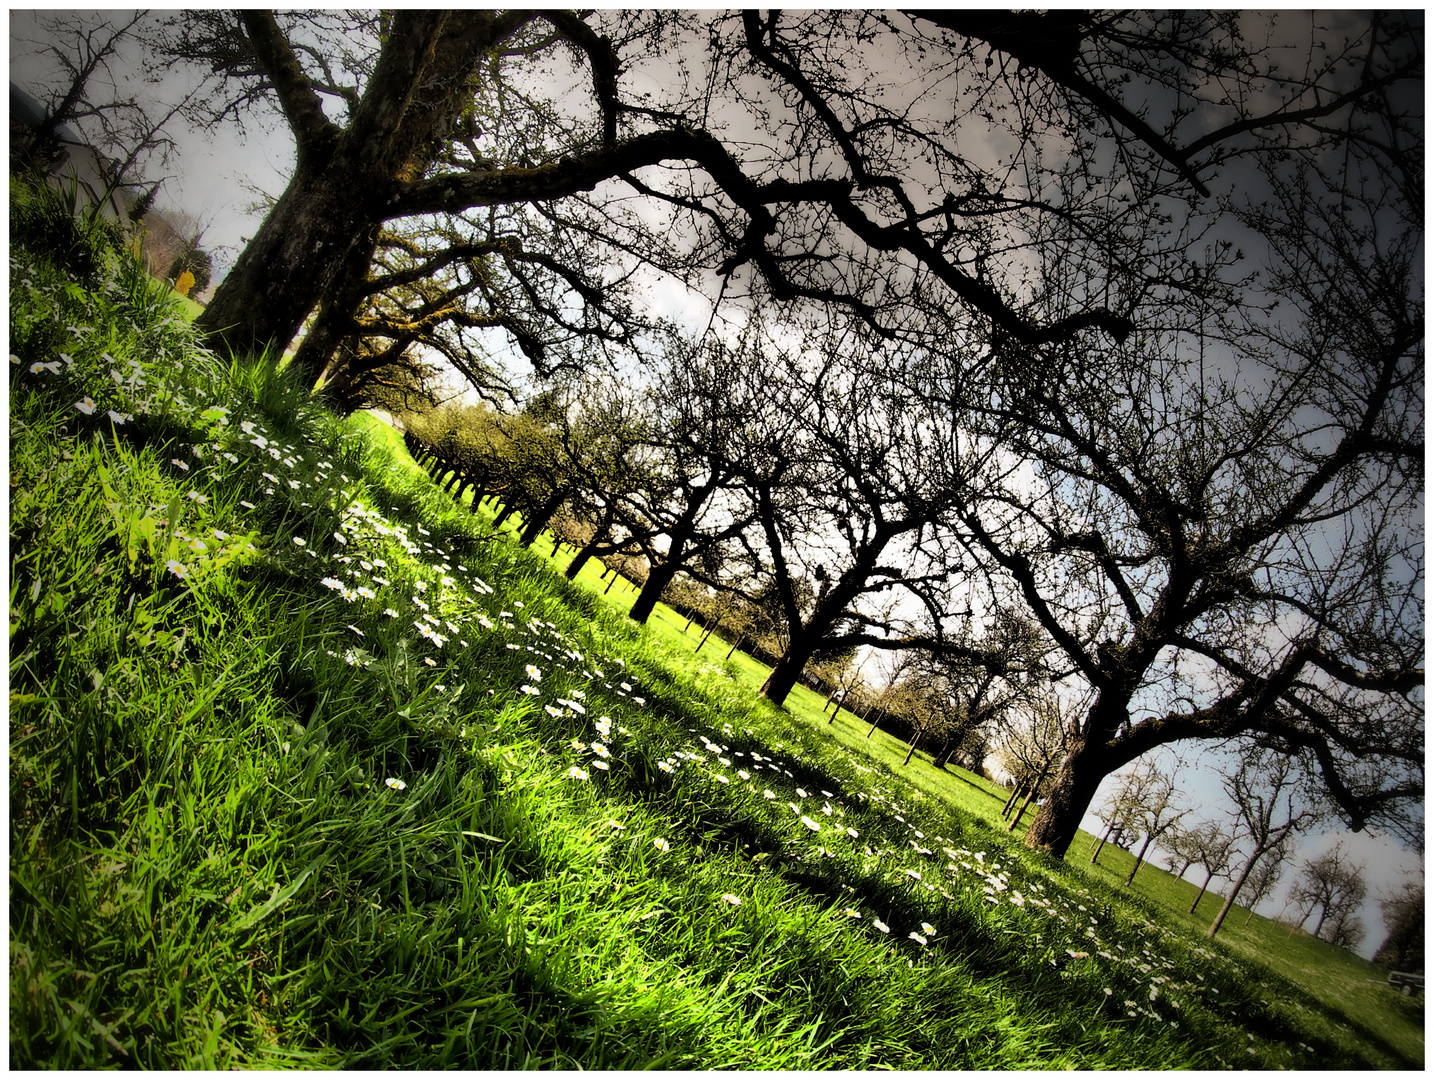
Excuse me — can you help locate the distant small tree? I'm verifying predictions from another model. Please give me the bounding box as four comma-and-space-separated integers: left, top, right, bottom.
1208, 746, 1323, 939
1162, 821, 1207, 881
1374, 881, 1424, 972
1174, 821, 1236, 916
994, 690, 1075, 832
1288, 842, 1368, 942
858, 651, 920, 740
888, 664, 964, 769
1088, 790, 1139, 867
1113, 760, 1189, 888
933, 612, 1050, 773
1088, 759, 1167, 867
1239, 844, 1290, 927
1323, 906, 1367, 951
814, 658, 863, 718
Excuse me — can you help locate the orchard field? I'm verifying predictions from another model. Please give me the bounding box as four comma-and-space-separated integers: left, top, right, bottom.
9, 177, 1423, 1069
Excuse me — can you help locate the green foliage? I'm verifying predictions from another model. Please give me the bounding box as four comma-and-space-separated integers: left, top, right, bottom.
8, 207, 1423, 1070
9, 171, 124, 286
126, 181, 159, 225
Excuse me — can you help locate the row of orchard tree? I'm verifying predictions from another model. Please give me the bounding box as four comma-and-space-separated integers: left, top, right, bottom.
397, 328, 1061, 775
20, 11, 1422, 866
1061, 746, 1423, 962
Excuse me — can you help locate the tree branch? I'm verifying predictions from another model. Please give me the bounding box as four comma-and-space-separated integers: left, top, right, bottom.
238, 10, 339, 167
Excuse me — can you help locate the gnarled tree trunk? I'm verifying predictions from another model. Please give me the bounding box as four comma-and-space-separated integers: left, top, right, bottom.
197, 167, 372, 368
627, 558, 680, 624
1020, 734, 1111, 859
196, 11, 515, 377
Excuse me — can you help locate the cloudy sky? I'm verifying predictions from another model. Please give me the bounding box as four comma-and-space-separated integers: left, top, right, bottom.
8, 9, 1422, 961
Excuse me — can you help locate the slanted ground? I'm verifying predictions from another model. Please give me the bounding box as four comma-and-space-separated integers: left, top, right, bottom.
9, 178, 1424, 1069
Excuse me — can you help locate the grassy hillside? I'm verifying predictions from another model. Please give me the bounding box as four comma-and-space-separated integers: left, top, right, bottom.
9, 178, 1424, 1069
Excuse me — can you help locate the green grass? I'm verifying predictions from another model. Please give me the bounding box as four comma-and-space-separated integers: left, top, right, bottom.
520, 522, 1426, 1065
171, 292, 205, 321
10, 177, 1425, 1069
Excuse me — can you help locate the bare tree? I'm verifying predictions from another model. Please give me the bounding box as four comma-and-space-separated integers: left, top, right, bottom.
1207, 747, 1324, 939
1115, 761, 1189, 888
856, 650, 922, 741
1161, 822, 1205, 881
946, 31, 1424, 858
162, 9, 668, 372
1321, 905, 1367, 951
296, 201, 646, 407
1088, 790, 1139, 867
13, 12, 202, 216
1169, 822, 1236, 917
1238, 846, 1291, 928
599, 332, 772, 626
881, 669, 957, 770
994, 690, 1078, 834
929, 617, 1047, 772
146, 11, 1414, 390
1087, 760, 1174, 870
548, 379, 666, 583
725, 325, 1016, 707
1287, 843, 1368, 943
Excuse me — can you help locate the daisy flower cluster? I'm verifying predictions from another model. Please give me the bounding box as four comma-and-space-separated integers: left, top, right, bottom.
626, 715, 965, 949
818, 804, 1258, 1035
608, 705, 1257, 1043
11, 250, 185, 424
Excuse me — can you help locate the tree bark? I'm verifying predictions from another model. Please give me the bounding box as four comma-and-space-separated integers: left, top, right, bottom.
197, 166, 372, 365
628, 558, 680, 624
1022, 734, 1110, 858
1124, 834, 1154, 887
291, 220, 383, 387
1188, 869, 1217, 914
196, 11, 522, 374
759, 638, 815, 706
